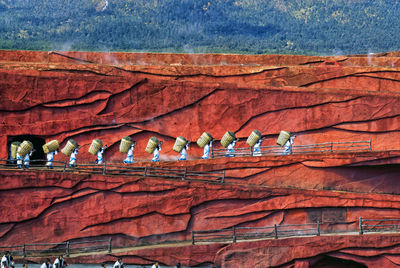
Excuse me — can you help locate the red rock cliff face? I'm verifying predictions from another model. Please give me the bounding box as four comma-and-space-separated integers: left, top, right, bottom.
2, 50, 400, 267
1, 50, 400, 162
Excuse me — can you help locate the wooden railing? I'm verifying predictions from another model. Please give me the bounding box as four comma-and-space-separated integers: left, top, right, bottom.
192, 217, 400, 245
0, 159, 225, 183
211, 140, 372, 158
0, 238, 112, 257
1, 218, 400, 257
192, 222, 321, 244
359, 217, 400, 234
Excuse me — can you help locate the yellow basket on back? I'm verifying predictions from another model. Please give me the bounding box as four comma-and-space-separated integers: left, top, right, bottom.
17, 140, 33, 157
277, 131, 290, 146
246, 130, 262, 147
197, 132, 213, 148
119, 136, 133, 153
43, 140, 59, 154
173, 136, 187, 153
220, 131, 236, 148
11, 141, 21, 159
145, 137, 159, 154
89, 139, 103, 155
61, 139, 78, 156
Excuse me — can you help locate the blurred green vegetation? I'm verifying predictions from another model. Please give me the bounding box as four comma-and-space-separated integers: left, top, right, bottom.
0, 0, 399, 55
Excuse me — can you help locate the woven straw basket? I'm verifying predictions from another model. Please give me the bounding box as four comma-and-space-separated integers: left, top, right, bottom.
89, 139, 103, 155
277, 131, 290, 146
196, 132, 213, 148
173, 136, 187, 153
145, 137, 159, 154
43, 140, 59, 154
61, 139, 78, 156
246, 130, 262, 147
119, 136, 133, 153
17, 140, 33, 157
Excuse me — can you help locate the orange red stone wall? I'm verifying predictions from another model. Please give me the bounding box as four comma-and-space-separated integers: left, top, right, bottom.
2, 50, 400, 267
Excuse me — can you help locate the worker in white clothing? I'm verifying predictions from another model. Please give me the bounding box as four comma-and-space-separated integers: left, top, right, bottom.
123, 143, 136, 164
40, 259, 51, 268
69, 148, 78, 168
282, 135, 296, 155
24, 150, 34, 169
226, 139, 237, 157
8, 146, 15, 165
201, 140, 214, 159
113, 257, 123, 268
152, 142, 162, 162
252, 138, 264, 156
46, 150, 58, 169
151, 262, 159, 268
178, 142, 189, 161
96, 146, 108, 164
1, 252, 9, 268
16, 151, 23, 169
53, 255, 67, 268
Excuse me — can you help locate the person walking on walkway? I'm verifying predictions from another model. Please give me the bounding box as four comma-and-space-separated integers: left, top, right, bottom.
69, 148, 78, 168
1, 251, 9, 268
152, 143, 162, 162
202, 139, 214, 159
23, 150, 34, 169
46, 150, 58, 169
252, 138, 264, 156
178, 143, 189, 161
124, 143, 136, 164
53, 255, 67, 268
96, 146, 108, 164
40, 259, 51, 268
9, 145, 15, 165
282, 135, 296, 155
112, 258, 123, 268
16, 151, 23, 169
226, 139, 237, 157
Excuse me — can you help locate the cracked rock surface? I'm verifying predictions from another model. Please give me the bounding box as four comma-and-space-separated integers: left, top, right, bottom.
2, 50, 400, 267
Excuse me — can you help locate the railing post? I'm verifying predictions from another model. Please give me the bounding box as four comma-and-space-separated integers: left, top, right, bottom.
211, 146, 214, 159
369, 140, 372, 151
144, 167, 147, 178
192, 231, 195, 245
233, 226, 237, 243
250, 147, 253, 156
317, 221, 320, 236
63, 161, 67, 172
274, 224, 278, 239
108, 237, 112, 253
103, 162, 106, 175
66, 241, 70, 257
221, 170, 225, 184
182, 168, 187, 181
330, 142, 333, 153
23, 244, 26, 257
359, 217, 363, 235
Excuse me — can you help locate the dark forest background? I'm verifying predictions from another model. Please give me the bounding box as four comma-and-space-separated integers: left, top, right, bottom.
0, 0, 399, 55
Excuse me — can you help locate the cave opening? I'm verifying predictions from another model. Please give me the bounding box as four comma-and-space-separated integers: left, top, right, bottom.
7, 135, 46, 165
311, 255, 367, 268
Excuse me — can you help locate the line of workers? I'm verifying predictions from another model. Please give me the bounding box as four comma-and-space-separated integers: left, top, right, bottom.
9, 131, 296, 169
1, 252, 67, 268
2, 252, 178, 268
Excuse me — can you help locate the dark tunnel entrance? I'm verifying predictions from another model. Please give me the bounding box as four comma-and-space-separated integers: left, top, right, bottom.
7, 135, 46, 165
311, 255, 367, 268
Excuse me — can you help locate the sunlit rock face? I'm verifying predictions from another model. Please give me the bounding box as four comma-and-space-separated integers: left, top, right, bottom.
1, 50, 400, 162
3, 167, 400, 267
1, 50, 400, 267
